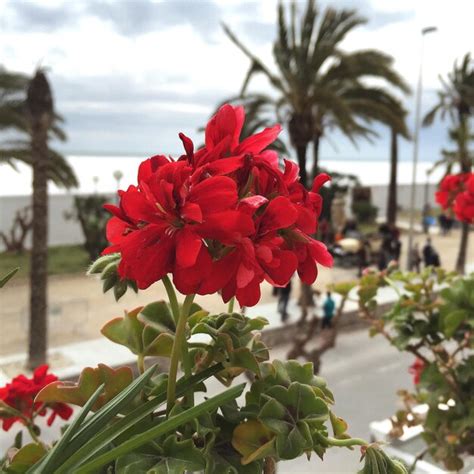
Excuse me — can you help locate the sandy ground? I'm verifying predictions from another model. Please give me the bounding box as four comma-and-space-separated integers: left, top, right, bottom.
1, 226, 472, 357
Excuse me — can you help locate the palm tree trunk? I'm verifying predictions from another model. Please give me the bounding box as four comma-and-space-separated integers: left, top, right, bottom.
311, 133, 321, 181
386, 128, 398, 225
455, 222, 469, 274
27, 71, 53, 370
295, 143, 308, 188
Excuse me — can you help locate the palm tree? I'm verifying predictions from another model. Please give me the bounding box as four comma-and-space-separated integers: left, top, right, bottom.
386, 106, 410, 225
27, 69, 54, 369
224, 0, 409, 188
225, 0, 410, 318
423, 53, 474, 273
0, 66, 77, 189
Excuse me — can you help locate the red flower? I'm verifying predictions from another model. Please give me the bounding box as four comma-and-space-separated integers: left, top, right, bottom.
436, 172, 474, 224
408, 358, 425, 385
103, 104, 332, 306
0, 365, 72, 431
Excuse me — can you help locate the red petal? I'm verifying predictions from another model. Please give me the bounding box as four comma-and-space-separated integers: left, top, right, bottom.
260, 196, 297, 233
189, 176, 237, 214
236, 124, 281, 154
205, 104, 244, 151
297, 254, 318, 284
179, 132, 194, 160
236, 263, 255, 289
236, 278, 261, 307
312, 173, 331, 192
175, 227, 202, 268
173, 246, 212, 294
309, 239, 333, 267
138, 155, 170, 182
181, 202, 203, 223
238, 195, 268, 214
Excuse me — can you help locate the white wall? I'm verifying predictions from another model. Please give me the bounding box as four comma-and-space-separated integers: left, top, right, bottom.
0, 193, 114, 251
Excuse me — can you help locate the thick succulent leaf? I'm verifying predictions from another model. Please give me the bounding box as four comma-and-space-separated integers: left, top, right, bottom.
232, 419, 275, 465
35, 364, 133, 409
138, 301, 176, 333
4, 443, 47, 473
115, 453, 156, 473
102, 307, 145, 355
148, 435, 206, 473
102, 306, 175, 358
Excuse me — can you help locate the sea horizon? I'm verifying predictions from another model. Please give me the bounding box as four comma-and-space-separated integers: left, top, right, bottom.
0, 153, 446, 198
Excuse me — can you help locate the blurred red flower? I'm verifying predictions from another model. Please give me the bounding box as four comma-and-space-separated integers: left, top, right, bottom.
436, 172, 474, 224
104, 104, 332, 306
408, 358, 425, 385
0, 365, 72, 431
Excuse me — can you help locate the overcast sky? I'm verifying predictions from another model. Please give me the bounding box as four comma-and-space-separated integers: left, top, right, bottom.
1, 0, 472, 162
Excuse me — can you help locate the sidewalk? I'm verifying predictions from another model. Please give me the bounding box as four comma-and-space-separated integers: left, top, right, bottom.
0, 283, 400, 385
1, 225, 472, 381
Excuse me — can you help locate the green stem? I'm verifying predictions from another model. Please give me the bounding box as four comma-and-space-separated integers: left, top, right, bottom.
162, 275, 180, 325
323, 435, 367, 448
227, 297, 235, 314
166, 293, 195, 415
26, 422, 43, 446
137, 354, 145, 375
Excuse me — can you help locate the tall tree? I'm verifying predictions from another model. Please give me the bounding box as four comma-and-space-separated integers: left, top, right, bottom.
0, 66, 77, 189
27, 70, 53, 369
224, 0, 409, 188
386, 107, 410, 225
225, 0, 409, 316
423, 53, 474, 273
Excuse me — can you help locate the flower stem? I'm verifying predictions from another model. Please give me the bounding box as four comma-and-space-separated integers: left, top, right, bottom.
137, 354, 145, 375
26, 423, 43, 445
227, 297, 235, 314
162, 275, 180, 325
318, 434, 367, 448
166, 293, 195, 415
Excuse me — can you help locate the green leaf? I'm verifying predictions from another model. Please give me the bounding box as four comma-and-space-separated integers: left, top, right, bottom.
51, 365, 224, 473
227, 348, 261, 376
5, 443, 47, 473
74, 383, 246, 473
330, 410, 349, 438
138, 301, 175, 333
442, 309, 467, 337
103, 305, 176, 358
101, 307, 145, 355
46, 365, 157, 473
0, 268, 19, 288
35, 364, 133, 409
147, 435, 206, 473
115, 453, 156, 473
30, 383, 106, 473
232, 419, 275, 465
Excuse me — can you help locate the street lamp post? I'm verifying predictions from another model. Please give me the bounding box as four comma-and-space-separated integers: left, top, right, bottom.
406, 26, 437, 270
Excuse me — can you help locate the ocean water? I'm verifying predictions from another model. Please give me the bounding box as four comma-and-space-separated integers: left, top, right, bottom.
0, 155, 445, 197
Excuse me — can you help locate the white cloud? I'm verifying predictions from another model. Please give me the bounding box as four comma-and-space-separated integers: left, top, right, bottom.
0, 0, 471, 159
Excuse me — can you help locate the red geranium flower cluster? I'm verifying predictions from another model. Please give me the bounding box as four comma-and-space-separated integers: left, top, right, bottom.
436, 172, 474, 224
104, 104, 332, 306
0, 365, 72, 431
408, 358, 425, 385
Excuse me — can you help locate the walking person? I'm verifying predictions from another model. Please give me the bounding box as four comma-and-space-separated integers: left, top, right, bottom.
422, 203, 433, 234
322, 292, 335, 330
